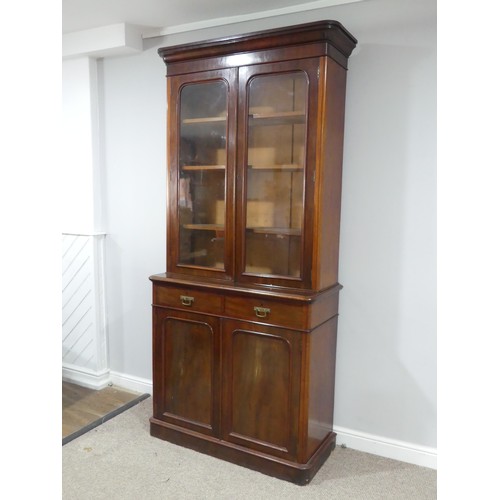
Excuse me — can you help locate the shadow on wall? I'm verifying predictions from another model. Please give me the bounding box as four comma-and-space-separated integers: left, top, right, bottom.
335, 41, 436, 447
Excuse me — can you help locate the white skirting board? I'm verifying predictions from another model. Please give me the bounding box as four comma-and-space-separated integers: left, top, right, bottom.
62, 366, 152, 395
62, 363, 111, 390
334, 425, 437, 470
100, 371, 437, 470
109, 371, 153, 395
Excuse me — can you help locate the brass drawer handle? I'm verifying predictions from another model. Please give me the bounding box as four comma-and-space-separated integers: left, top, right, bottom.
254, 306, 270, 318
180, 295, 194, 306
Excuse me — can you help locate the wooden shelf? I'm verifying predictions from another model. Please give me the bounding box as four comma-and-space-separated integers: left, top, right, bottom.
248, 227, 302, 236
182, 116, 227, 124
249, 110, 306, 126
183, 224, 225, 231
248, 164, 303, 171
182, 165, 226, 171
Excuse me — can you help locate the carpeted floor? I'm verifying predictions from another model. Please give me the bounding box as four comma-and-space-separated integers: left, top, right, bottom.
62, 398, 436, 499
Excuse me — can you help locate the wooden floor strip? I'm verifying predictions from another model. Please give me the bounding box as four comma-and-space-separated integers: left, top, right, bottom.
62, 381, 150, 445
62, 393, 150, 445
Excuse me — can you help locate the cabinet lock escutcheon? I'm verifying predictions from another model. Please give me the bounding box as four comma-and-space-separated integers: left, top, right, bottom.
254, 306, 271, 318
180, 295, 194, 306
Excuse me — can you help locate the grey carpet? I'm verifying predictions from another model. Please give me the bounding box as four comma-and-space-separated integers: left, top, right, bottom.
62, 399, 436, 499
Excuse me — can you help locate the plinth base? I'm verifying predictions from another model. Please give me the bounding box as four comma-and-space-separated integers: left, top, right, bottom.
150, 417, 336, 485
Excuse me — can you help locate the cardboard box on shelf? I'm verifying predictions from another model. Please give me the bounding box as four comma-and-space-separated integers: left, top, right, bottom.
247, 200, 274, 227
248, 147, 275, 167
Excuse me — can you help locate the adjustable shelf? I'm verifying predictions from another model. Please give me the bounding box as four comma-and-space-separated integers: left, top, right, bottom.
248, 227, 302, 236
248, 164, 303, 171
183, 224, 225, 231
182, 116, 227, 124
182, 165, 226, 171
249, 110, 306, 126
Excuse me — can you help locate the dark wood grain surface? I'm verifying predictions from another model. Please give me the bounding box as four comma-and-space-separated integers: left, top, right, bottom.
150, 20, 355, 484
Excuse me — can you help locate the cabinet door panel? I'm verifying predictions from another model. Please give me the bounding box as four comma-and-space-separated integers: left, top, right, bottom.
222, 320, 302, 459
167, 69, 237, 279
236, 59, 319, 288
152, 308, 220, 436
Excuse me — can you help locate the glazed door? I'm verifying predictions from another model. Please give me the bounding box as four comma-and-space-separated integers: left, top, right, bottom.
236, 59, 320, 288
152, 308, 221, 437
221, 319, 302, 460
167, 69, 237, 279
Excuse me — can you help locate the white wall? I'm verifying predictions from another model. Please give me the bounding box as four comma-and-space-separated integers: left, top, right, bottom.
62, 57, 109, 388
62, 57, 102, 234
336, 5, 436, 453
99, 47, 166, 389
98, 0, 436, 462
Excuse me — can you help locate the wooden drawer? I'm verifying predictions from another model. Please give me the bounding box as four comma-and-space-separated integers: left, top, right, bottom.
153, 284, 224, 314
225, 295, 307, 329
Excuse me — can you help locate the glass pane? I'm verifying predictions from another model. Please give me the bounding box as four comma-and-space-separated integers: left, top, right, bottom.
178, 81, 227, 269
244, 72, 308, 278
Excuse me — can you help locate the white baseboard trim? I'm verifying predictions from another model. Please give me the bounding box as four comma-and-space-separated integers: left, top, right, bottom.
334, 425, 437, 469
62, 365, 152, 395
109, 371, 152, 395
62, 363, 111, 390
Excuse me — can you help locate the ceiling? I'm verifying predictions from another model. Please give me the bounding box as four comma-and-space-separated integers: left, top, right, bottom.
62, 0, 346, 35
